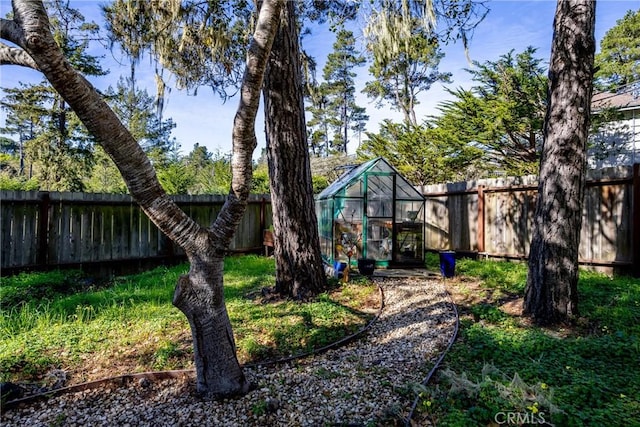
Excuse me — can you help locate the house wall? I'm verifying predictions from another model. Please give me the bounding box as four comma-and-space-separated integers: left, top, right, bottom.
589, 108, 640, 168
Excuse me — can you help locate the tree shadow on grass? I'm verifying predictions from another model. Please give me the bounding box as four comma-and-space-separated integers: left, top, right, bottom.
418, 274, 640, 427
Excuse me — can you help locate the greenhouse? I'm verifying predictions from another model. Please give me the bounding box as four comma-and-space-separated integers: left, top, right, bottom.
316, 157, 425, 271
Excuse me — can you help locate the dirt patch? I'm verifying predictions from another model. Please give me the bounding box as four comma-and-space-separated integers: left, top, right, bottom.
445, 277, 523, 317
499, 298, 524, 316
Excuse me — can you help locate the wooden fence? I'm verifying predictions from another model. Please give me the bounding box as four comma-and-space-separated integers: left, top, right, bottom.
1, 192, 272, 275
2, 165, 638, 277
421, 164, 639, 276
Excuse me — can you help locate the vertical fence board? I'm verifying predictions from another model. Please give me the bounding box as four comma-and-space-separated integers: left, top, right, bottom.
48, 195, 62, 265
140, 207, 151, 258
129, 204, 141, 259
22, 198, 38, 266
6, 192, 21, 267
80, 194, 93, 263
100, 198, 113, 261
69, 194, 82, 263
1, 192, 11, 267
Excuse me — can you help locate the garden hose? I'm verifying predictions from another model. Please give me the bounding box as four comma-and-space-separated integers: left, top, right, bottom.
3, 285, 385, 410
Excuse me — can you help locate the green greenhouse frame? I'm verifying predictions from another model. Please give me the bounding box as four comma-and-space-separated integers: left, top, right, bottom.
315, 157, 425, 270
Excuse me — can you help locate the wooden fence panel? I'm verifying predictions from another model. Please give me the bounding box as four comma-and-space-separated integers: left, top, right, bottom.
0, 191, 272, 272
1, 191, 40, 267
421, 166, 635, 273
424, 196, 449, 250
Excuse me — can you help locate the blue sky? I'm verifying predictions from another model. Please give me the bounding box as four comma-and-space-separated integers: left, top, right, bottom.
0, 1, 637, 158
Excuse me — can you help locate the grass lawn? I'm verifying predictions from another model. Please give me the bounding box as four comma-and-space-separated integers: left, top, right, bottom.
419, 253, 640, 426
0, 255, 378, 387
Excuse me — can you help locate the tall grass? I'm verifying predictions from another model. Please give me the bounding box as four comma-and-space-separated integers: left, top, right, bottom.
1, 255, 376, 383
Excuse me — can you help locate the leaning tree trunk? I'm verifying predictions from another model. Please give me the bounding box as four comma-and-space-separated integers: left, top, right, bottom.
173, 253, 248, 397
263, 1, 326, 299
524, 0, 596, 325
2, 0, 283, 397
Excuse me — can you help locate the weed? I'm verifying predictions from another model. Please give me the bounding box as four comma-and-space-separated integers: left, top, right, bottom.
315, 367, 342, 380
251, 399, 267, 416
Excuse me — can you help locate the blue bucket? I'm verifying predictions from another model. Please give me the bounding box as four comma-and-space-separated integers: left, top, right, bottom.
333, 261, 347, 279
439, 251, 456, 278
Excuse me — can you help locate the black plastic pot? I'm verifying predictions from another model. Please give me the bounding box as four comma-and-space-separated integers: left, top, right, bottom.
357, 258, 376, 276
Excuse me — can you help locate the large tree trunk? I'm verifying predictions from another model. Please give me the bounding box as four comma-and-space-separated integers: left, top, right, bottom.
173, 254, 249, 397
263, 1, 326, 299
3, 0, 282, 398
524, 0, 595, 325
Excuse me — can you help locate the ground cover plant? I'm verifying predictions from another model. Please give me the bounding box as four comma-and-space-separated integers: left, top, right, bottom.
0, 255, 378, 389
420, 254, 640, 426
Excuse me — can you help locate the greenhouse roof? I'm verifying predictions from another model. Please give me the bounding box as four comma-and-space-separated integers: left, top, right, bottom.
316, 157, 424, 201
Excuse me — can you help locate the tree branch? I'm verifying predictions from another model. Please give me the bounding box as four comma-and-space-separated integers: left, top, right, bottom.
0, 42, 39, 69
0, 18, 26, 47
211, 0, 284, 247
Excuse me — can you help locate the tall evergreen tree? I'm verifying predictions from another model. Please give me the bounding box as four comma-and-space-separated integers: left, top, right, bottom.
322, 29, 367, 154
426, 47, 548, 176
305, 80, 332, 157
594, 9, 640, 91
524, 0, 596, 325
364, 13, 450, 126
0, 83, 49, 177
104, 77, 177, 154
263, 1, 327, 298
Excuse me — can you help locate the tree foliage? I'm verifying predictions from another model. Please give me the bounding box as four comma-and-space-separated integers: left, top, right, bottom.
103, 0, 251, 99
428, 47, 548, 176
594, 8, 640, 91
363, 9, 450, 125
358, 120, 483, 185
104, 77, 177, 154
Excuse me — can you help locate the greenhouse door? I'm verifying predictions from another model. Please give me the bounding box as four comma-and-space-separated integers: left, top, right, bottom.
365, 174, 394, 266
393, 200, 425, 265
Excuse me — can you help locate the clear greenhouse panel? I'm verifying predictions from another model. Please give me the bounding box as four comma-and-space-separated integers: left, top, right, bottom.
315, 157, 425, 268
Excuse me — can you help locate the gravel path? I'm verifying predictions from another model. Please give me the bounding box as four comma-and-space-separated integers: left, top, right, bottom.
2, 276, 455, 426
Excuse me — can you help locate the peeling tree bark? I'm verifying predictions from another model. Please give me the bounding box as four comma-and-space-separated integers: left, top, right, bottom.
524, 0, 596, 325
2, 0, 283, 398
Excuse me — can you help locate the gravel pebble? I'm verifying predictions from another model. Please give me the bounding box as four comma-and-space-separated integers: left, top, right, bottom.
1, 276, 455, 426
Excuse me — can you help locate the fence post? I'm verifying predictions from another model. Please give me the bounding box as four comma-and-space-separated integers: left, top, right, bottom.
477, 185, 485, 253
633, 164, 640, 278
260, 196, 266, 232
37, 192, 50, 267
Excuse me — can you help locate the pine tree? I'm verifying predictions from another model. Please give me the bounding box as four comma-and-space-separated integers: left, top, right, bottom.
364, 14, 450, 126
594, 9, 640, 91
1, 0, 107, 191
322, 29, 367, 154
